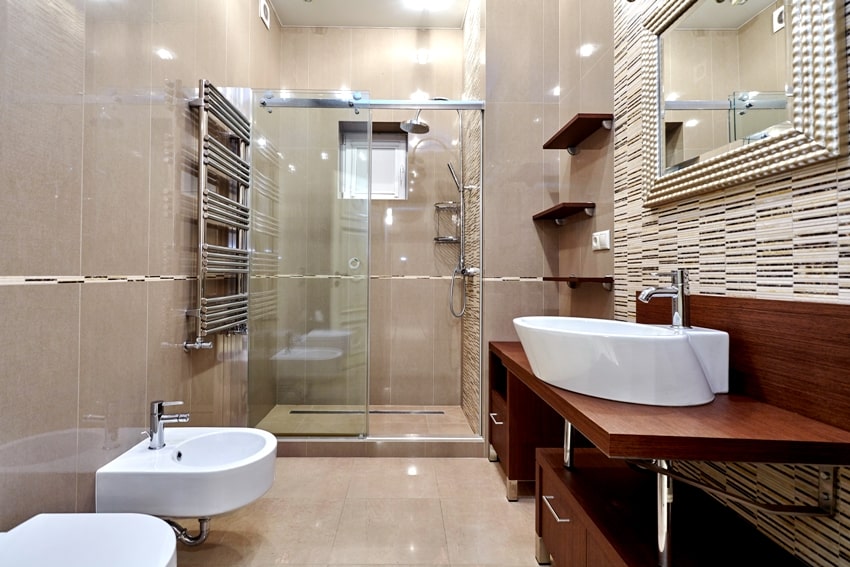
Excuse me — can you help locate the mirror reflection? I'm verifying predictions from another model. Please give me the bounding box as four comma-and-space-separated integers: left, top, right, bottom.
661, 0, 789, 173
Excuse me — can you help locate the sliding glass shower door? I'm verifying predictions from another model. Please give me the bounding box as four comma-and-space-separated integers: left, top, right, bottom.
248, 90, 369, 437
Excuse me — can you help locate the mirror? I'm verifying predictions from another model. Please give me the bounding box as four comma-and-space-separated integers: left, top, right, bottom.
641, 0, 845, 207
662, 0, 790, 173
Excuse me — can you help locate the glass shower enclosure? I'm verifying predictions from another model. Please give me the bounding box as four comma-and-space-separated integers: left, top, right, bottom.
248, 90, 485, 440
248, 90, 370, 437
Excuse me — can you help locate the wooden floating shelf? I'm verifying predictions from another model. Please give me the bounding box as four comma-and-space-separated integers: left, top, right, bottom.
543, 112, 614, 154
543, 275, 614, 290
532, 202, 596, 223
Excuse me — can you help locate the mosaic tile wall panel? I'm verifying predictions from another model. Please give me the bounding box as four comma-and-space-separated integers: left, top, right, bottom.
461, 0, 484, 435
614, 1, 850, 564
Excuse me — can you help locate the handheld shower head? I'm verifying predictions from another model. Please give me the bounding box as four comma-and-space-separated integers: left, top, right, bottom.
400, 109, 430, 134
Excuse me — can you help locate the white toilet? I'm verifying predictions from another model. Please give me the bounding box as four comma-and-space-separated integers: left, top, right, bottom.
0, 513, 177, 566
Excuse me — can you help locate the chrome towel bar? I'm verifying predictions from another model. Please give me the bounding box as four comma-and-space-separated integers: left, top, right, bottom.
184, 80, 251, 352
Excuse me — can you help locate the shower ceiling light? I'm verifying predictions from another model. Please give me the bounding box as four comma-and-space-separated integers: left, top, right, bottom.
403, 0, 452, 11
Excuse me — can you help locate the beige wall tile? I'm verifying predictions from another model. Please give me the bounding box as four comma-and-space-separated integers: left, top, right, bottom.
483, 101, 549, 277
351, 28, 396, 99
0, 1, 85, 277
389, 279, 436, 404
82, 6, 153, 276
485, 0, 545, 103
78, 282, 148, 442
146, 280, 193, 403
0, 285, 80, 529
433, 279, 462, 405
369, 278, 392, 404
149, 2, 201, 277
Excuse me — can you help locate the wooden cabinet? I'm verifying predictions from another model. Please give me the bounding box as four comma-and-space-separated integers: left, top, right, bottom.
488, 341, 821, 567
489, 350, 564, 501
536, 448, 644, 567
535, 448, 807, 566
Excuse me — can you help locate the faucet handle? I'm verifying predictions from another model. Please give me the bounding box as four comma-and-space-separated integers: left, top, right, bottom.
651, 269, 688, 285
150, 400, 184, 414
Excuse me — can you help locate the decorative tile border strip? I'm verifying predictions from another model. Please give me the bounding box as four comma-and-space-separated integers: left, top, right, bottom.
0, 275, 194, 286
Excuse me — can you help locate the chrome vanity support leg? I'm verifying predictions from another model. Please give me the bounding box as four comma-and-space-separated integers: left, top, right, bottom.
506, 479, 519, 502
657, 460, 673, 567
563, 420, 574, 469
535, 536, 552, 564
488, 443, 498, 462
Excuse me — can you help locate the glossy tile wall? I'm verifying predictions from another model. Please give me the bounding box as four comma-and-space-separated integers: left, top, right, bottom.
555, 0, 615, 318
461, 0, 485, 434
481, 0, 614, 372
0, 0, 280, 531
614, 0, 850, 564
481, 0, 560, 359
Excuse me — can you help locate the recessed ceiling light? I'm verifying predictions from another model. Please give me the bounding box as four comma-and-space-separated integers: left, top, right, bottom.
403, 0, 451, 11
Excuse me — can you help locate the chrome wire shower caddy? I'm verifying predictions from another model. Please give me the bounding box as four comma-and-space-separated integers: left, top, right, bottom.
184, 80, 251, 351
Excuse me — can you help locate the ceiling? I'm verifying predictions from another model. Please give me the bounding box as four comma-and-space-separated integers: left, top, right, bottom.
268, 0, 472, 29
679, 0, 779, 30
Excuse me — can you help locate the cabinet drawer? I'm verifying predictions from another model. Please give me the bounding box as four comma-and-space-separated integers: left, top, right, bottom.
539, 456, 585, 566
489, 391, 507, 459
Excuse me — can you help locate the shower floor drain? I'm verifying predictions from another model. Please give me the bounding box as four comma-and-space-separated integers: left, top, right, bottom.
289, 409, 445, 415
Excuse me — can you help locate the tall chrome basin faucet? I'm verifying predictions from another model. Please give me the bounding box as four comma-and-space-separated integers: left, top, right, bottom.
638, 268, 690, 328
148, 400, 190, 450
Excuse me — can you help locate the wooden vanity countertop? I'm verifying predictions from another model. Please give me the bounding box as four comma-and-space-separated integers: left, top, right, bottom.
490, 341, 850, 465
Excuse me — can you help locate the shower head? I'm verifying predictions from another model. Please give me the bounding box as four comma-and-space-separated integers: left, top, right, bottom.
447, 162, 461, 192
400, 109, 430, 134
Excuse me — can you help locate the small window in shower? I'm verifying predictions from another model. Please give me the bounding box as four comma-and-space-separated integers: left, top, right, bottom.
339, 122, 408, 200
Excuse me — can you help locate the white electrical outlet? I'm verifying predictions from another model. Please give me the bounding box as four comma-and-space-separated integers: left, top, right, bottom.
591, 230, 611, 251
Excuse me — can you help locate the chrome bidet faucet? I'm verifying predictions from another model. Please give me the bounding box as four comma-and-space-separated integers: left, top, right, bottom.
148, 400, 190, 450
638, 268, 691, 328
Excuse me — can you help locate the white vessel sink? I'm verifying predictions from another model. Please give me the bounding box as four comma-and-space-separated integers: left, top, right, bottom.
96, 427, 276, 518
513, 316, 728, 407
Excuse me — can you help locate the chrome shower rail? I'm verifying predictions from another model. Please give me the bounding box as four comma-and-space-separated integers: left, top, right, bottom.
259, 94, 485, 111
185, 80, 251, 351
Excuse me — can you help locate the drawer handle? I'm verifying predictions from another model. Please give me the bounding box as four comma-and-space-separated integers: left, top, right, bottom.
489, 412, 504, 425
542, 495, 570, 523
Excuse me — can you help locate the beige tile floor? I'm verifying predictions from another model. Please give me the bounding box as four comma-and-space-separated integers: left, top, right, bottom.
177, 457, 539, 567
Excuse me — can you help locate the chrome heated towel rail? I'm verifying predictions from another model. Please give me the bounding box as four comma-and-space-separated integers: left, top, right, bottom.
184, 80, 251, 351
